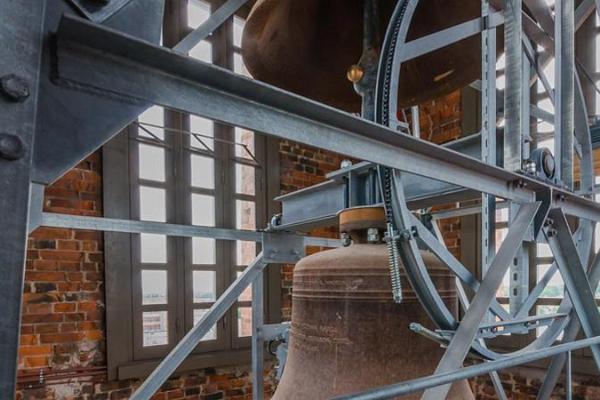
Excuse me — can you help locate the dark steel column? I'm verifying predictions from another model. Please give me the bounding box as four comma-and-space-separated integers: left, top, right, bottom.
0, 0, 46, 396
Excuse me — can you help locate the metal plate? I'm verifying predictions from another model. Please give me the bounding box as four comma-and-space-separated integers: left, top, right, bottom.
262, 232, 305, 264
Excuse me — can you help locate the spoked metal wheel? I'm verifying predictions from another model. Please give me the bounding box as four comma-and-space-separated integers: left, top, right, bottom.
374, 0, 597, 398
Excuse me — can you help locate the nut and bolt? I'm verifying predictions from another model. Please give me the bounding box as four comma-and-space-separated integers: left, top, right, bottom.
367, 228, 380, 244
0, 133, 25, 161
340, 159, 353, 169
398, 229, 412, 241
0, 74, 30, 102
513, 179, 526, 189
523, 160, 537, 175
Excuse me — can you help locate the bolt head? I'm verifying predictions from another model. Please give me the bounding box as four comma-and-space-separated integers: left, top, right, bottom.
0, 74, 29, 102
0, 133, 25, 161
346, 64, 364, 83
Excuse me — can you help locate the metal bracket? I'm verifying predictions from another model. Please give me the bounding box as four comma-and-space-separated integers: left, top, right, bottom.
259, 322, 291, 341
262, 232, 305, 263
67, 0, 136, 23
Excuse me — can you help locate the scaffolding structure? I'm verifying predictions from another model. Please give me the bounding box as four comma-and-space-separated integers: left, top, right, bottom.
2, 0, 600, 399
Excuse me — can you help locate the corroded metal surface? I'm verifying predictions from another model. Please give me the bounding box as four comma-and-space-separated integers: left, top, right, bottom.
273, 210, 472, 399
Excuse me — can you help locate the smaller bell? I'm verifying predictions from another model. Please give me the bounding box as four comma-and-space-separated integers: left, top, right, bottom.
272, 206, 474, 399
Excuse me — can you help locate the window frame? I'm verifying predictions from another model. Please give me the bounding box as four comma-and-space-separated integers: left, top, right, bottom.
104, 0, 281, 380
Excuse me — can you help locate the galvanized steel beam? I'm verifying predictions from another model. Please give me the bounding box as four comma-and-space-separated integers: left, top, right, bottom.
53, 15, 600, 224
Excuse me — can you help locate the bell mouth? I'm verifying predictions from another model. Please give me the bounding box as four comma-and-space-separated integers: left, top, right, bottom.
338, 206, 386, 243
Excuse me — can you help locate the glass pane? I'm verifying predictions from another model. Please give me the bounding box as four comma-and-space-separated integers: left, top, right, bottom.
237, 307, 252, 337
234, 53, 250, 77
192, 237, 216, 264
140, 234, 167, 263
233, 16, 244, 48
143, 311, 168, 347
191, 155, 215, 189
190, 115, 214, 151
495, 227, 507, 252
536, 305, 562, 340
190, 40, 212, 63
139, 144, 165, 182
237, 241, 256, 266
235, 163, 255, 195
140, 186, 166, 222
192, 194, 215, 226
495, 206, 508, 222
193, 271, 216, 303
142, 270, 167, 305
538, 264, 564, 298
138, 106, 165, 140
236, 200, 256, 230
188, 0, 210, 29
237, 271, 252, 302
193, 309, 217, 341
235, 128, 255, 159
537, 243, 552, 258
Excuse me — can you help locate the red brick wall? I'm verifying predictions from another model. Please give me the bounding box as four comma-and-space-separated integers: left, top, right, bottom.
18, 154, 263, 400
278, 140, 350, 320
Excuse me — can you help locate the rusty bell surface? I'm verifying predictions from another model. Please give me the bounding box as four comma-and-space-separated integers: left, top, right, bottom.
273, 207, 473, 399
242, 0, 501, 112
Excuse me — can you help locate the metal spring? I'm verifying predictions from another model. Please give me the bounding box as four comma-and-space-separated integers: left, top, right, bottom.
386, 224, 403, 303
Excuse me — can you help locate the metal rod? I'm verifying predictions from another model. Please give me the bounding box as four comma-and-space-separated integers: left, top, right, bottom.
481, 0, 497, 314
555, 0, 575, 188
333, 335, 600, 400
503, 0, 523, 172
251, 272, 265, 400
39, 213, 339, 248
566, 350, 572, 400
398, 12, 504, 62
174, 0, 249, 54
410, 106, 420, 138
131, 254, 268, 399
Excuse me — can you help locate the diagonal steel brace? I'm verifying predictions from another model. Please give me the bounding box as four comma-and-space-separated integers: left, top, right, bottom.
421, 201, 540, 400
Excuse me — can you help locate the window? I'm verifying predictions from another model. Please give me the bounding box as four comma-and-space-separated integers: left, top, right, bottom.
104, 1, 280, 380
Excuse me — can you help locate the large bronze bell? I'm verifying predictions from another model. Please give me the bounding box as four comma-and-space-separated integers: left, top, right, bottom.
273, 207, 473, 399
242, 0, 499, 112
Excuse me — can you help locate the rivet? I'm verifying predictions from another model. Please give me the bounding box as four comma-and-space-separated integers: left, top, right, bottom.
0, 74, 30, 102
0, 133, 25, 161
